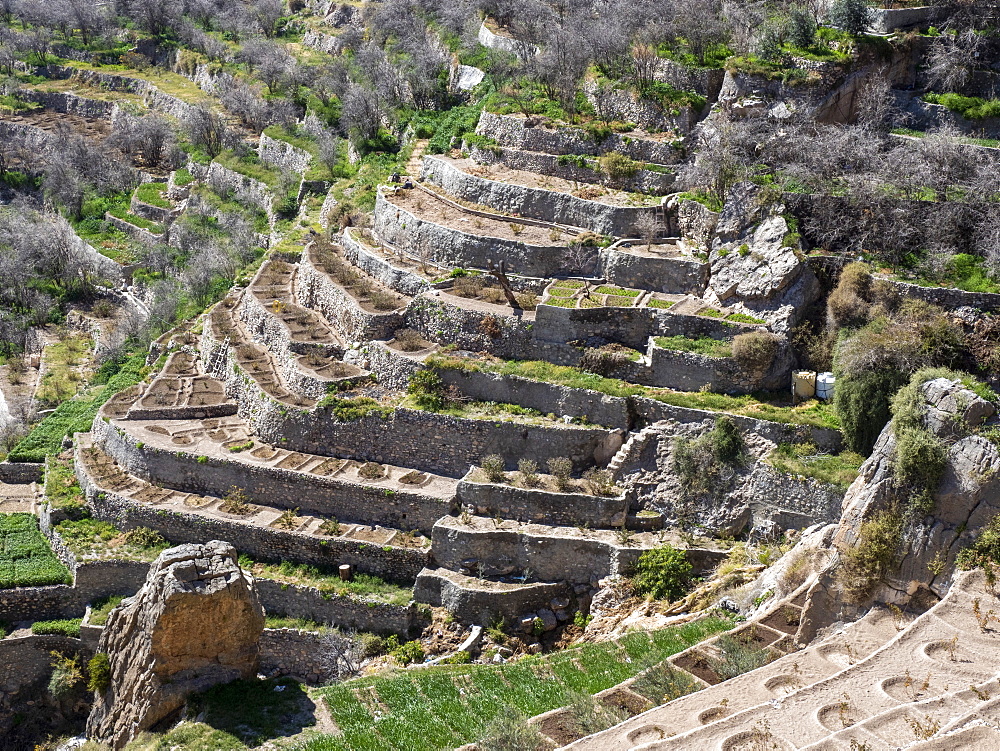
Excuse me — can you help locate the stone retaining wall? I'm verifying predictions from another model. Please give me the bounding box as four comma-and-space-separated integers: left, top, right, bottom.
735, 463, 844, 529
468, 144, 675, 196
634, 397, 842, 452
0, 634, 90, 736
237, 285, 343, 401
532, 303, 750, 351
79, 468, 428, 583
17, 89, 115, 119
359, 340, 425, 391
404, 294, 536, 359
341, 228, 433, 297
259, 628, 342, 683
258, 132, 313, 174
256, 579, 415, 636
104, 213, 164, 246
645, 340, 792, 395
94, 418, 453, 535
431, 516, 725, 583
0, 462, 43, 482
374, 188, 579, 278
46, 66, 199, 122
675, 198, 719, 247
297, 244, 406, 341
476, 22, 537, 58
598, 247, 708, 295
457, 478, 629, 528
207, 161, 277, 221
421, 155, 661, 237
436, 368, 630, 429
476, 111, 684, 166
870, 5, 943, 33
414, 567, 569, 625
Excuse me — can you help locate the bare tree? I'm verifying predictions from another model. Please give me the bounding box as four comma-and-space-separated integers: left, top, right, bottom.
925, 29, 984, 94
184, 105, 228, 158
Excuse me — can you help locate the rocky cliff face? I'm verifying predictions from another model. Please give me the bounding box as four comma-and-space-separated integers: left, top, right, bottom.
792, 378, 1000, 640
86, 540, 265, 749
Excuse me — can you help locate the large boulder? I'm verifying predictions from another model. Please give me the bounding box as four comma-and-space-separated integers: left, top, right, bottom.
707, 183, 820, 333
87, 541, 265, 749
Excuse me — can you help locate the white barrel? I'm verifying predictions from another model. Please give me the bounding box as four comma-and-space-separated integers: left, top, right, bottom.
816, 372, 836, 401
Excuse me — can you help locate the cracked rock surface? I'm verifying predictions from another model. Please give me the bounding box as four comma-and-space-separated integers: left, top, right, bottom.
86, 540, 265, 749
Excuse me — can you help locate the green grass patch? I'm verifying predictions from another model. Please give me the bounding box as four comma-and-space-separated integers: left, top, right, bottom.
36, 335, 93, 408
213, 150, 283, 189
767, 443, 864, 489
308, 616, 732, 751
240, 557, 412, 606
726, 312, 766, 324
31, 618, 81, 637
593, 285, 639, 297
173, 167, 195, 187
8, 351, 149, 463
134, 181, 170, 208
654, 336, 732, 358
675, 190, 723, 212
542, 296, 578, 308
107, 205, 165, 233
0, 513, 71, 588
45, 456, 85, 514
88, 594, 124, 626
54, 515, 169, 562
923, 92, 1000, 121
647, 299, 675, 309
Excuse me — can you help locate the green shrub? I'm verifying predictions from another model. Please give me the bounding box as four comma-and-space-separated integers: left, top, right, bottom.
599, 152, 642, 179
408, 370, 446, 411
839, 509, 902, 602
957, 513, 1000, 572
671, 416, 745, 499
835, 369, 908, 456
894, 427, 947, 501
731, 331, 780, 372
391, 639, 425, 665
32, 618, 83, 638
48, 653, 83, 698
829, 0, 871, 35
482, 454, 507, 483
88, 653, 111, 693
547, 457, 573, 491
632, 545, 693, 601
923, 92, 1000, 121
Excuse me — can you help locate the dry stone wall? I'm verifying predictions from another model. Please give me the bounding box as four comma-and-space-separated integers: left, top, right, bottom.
341, 229, 433, 297
476, 112, 684, 166
598, 247, 708, 295
81, 478, 428, 582
468, 144, 675, 195
258, 132, 312, 174
374, 189, 577, 278
421, 155, 661, 237
456, 478, 629, 528
93, 418, 453, 534
431, 517, 724, 583
206, 161, 276, 221
414, 568, 570, 625
403, 294, 535, 359
297, 247, 405, 341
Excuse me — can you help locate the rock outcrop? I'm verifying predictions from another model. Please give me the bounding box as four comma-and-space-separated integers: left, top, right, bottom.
86, 540, 265, 749
706, 183, 820, 332
793, 378, 1000, 640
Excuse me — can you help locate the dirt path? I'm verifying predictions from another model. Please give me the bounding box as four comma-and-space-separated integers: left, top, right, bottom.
404, 138, 429, 178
